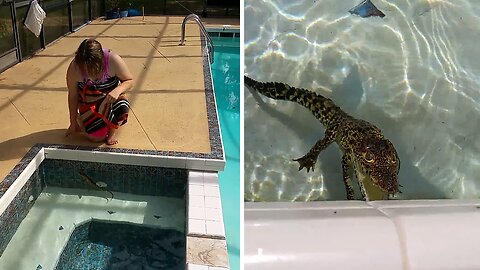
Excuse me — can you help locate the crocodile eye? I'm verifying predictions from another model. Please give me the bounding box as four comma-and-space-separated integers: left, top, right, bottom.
364, 152, 374, 163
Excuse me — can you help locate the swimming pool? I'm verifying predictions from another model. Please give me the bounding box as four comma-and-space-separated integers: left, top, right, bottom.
209, 33, 240, 270
0, 157, 187, 269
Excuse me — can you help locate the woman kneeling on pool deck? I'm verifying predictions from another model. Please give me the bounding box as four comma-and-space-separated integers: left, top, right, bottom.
65, 38, 133, 145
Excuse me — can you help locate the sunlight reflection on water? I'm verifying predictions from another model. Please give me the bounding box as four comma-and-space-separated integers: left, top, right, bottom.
244, 0, 480, 201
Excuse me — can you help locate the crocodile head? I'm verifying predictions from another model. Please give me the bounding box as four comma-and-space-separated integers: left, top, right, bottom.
354, 137, 400, 197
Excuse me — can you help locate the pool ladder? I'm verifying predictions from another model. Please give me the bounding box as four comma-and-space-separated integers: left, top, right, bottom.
180, 14, 214, 63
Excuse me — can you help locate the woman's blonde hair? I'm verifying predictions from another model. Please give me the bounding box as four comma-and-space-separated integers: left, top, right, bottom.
74, 39, 104, 76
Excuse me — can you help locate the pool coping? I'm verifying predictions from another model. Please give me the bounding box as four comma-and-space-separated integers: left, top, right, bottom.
187, 171, 229, 269
207, 26, 240, 39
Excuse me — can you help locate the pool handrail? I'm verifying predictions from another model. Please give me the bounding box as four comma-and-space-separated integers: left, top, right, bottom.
179, 14, 214, 63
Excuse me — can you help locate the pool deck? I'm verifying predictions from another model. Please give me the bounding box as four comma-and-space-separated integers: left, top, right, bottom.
0, 16, 238, 181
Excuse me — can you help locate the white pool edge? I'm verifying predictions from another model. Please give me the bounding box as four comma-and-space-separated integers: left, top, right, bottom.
0, 149, 44, 217
207, 26, 240, 32
43, 147, 225, 171
245, 200, 480, 270
187, 171, 230, 269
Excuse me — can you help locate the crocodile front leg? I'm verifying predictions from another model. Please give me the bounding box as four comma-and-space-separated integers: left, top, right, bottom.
293, 130, 334, 172
341, 154, 356, 200
356, 176, 367, 200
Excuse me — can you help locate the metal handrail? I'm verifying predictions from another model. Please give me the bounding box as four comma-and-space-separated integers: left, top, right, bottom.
179, 14, 214, 63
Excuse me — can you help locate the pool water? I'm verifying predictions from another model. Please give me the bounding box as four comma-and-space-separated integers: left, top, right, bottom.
0, 186, 185, 270
244, 0, 480, 201
210, 34, 240, 270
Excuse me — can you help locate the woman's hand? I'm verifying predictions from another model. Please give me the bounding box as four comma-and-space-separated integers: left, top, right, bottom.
106, 88, 121, 103
65, 122, 82, 137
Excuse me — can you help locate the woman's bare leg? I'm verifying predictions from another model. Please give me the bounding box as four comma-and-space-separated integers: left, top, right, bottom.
86, 133, 107, 143
106, 127, 118, 145
77, 115, 106, 142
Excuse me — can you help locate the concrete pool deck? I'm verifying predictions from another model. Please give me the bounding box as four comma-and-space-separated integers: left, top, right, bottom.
0, 16, 238, 181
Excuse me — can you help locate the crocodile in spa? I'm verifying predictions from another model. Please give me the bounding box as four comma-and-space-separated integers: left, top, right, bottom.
245, 76, 401, 201
79, 171, 114, 200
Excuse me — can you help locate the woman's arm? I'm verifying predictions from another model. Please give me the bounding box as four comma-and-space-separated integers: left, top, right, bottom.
106, 52, 134, 103
65, 61, 81, 136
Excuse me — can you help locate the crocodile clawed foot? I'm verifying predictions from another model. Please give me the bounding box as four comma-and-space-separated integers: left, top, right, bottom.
293, 155, 316, 173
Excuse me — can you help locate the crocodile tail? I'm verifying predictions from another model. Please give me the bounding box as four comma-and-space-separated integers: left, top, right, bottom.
245, 75, 327, 108
245, 76, 345, 126
245, 76, 301, 100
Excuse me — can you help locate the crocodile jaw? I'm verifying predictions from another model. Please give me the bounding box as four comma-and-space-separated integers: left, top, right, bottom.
355, 162, 390, 201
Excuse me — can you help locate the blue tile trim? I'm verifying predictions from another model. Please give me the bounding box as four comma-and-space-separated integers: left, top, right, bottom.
54, 221, 90, 270
200, 34, 224, 161
41, 159, 187, 198
208, 31, 240, 38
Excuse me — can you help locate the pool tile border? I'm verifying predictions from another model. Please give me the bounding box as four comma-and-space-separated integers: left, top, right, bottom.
207, 26, 240, 37
187, 171, 226, 239
41, 158, 187, 198
208, 30, 240, 39
201, 33, 225, 164
40, 146, 224, 171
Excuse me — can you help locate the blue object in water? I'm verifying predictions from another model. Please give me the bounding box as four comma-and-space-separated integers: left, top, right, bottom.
349, 0, 385, 18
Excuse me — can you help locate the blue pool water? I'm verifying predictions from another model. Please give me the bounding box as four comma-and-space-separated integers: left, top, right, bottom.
210, 34, 240, 270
